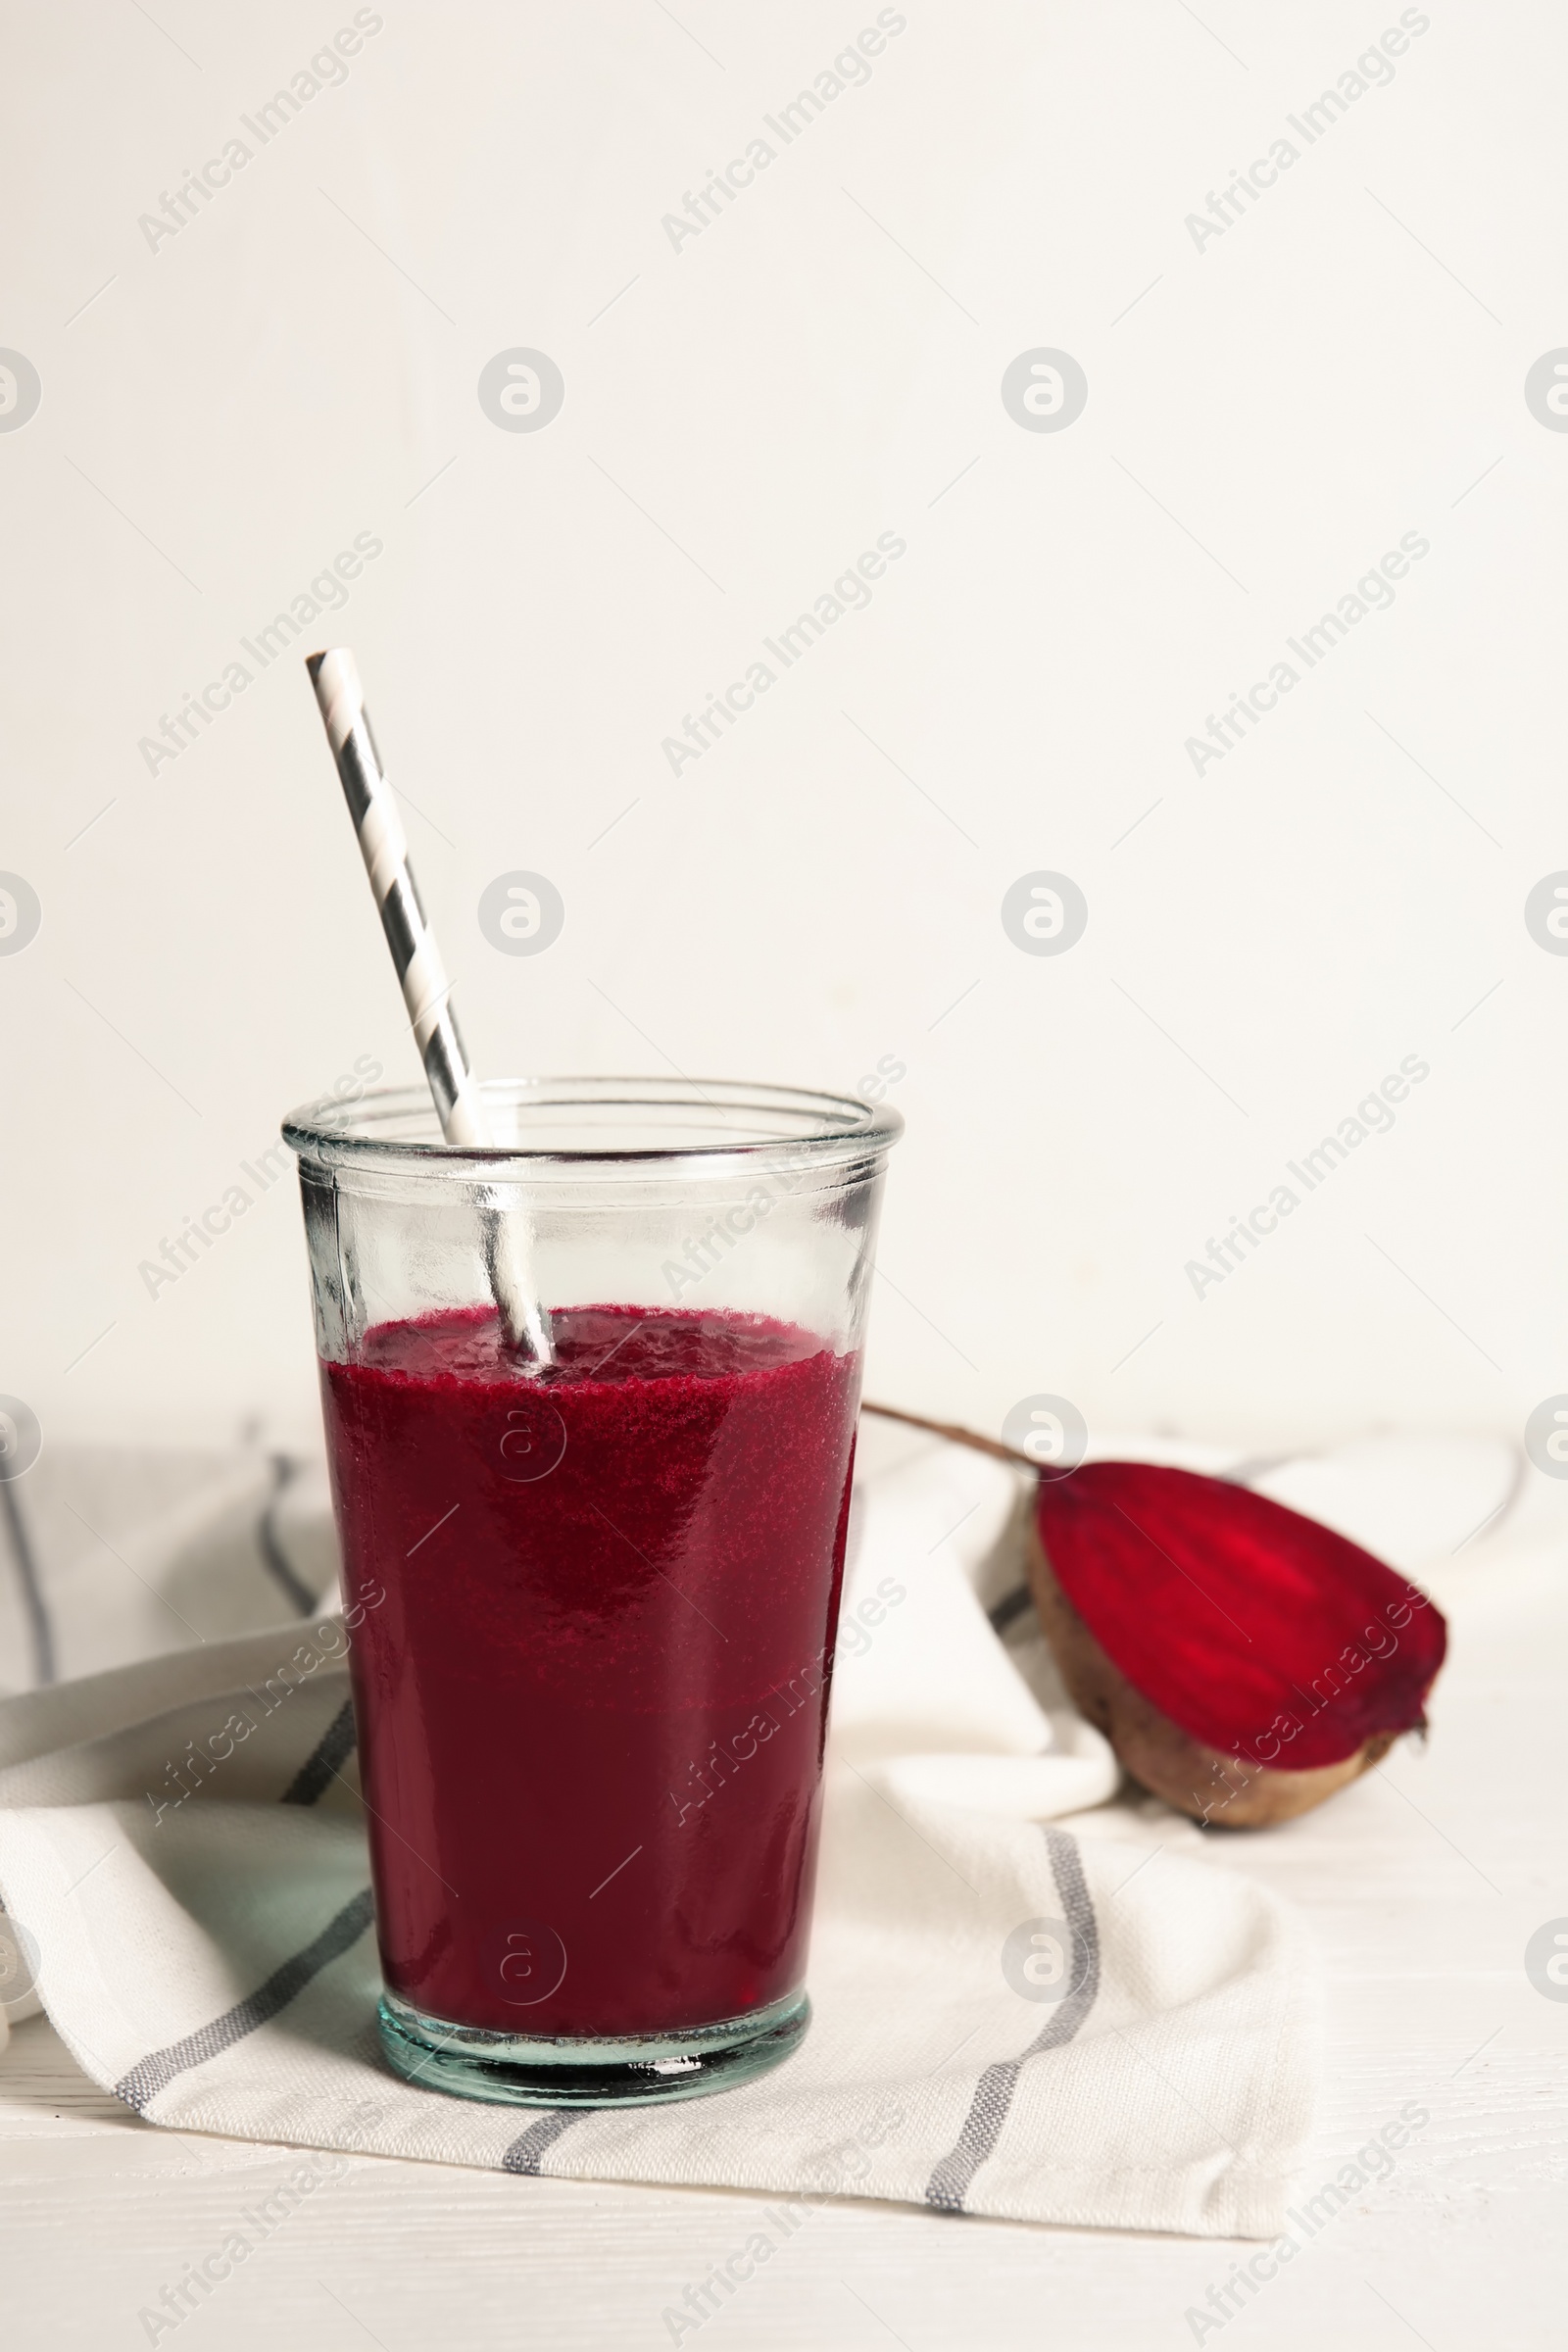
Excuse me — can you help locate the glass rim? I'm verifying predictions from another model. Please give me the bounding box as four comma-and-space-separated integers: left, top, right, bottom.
282, 1076, 904, 1179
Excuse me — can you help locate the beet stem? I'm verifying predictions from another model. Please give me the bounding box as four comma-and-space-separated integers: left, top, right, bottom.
860, 1399, 1037, 1471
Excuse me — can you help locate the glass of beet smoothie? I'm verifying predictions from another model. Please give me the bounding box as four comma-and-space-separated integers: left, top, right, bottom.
283, 1077, 900, 2108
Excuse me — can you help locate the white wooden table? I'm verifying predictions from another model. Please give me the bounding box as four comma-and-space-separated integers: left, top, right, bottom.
4, 1487, 1564, 2350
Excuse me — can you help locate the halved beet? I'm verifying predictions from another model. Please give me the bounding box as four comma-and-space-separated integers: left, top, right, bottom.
860, 1404, 1448, 1828
1031, 1462, 1447, 1825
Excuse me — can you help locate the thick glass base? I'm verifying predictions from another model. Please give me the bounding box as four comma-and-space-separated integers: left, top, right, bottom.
377, 1986, 811, 2109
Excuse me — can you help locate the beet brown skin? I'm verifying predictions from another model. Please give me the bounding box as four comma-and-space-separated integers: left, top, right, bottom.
1030, 1462, 1447, 1827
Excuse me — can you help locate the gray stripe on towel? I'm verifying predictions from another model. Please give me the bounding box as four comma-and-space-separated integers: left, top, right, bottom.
256, 1453, 317, 1617
114, 1886, 375, 2113
502, 2110, 582, 2174
280, 1697, 359, 1806
924, 1827, 1101, 2213
1, 1478, 54, 1688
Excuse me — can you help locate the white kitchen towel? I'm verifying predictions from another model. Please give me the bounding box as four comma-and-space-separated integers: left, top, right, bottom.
0, 1414, 1327, 2238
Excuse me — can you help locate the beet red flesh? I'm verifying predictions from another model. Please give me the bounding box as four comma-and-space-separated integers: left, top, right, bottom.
1035, 1462, 1447, 1771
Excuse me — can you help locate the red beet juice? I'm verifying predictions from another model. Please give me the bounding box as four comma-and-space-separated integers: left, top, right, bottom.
321, 1303, 860, 2040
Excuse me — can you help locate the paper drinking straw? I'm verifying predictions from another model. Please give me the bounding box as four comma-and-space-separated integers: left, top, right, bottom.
305, 647, 554, 1368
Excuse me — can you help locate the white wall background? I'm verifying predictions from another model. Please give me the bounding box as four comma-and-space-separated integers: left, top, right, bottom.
2, 0, 1564, 1456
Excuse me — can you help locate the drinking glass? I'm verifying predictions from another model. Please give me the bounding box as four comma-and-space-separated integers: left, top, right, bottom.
283, 1077, 901, 2107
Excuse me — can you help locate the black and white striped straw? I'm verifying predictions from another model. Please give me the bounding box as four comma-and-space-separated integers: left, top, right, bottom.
306, 648, 554, 1368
